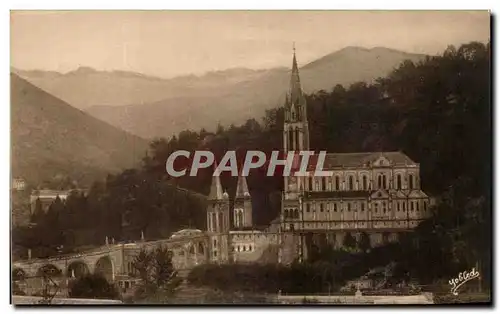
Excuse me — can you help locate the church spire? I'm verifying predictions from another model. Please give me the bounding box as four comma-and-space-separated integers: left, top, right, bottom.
235, 170, 250, 199
208, 162, 223, 200
289, 44, 303, 105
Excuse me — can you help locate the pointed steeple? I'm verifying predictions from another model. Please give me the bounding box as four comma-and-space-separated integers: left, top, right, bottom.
289, 44, 303, 105
235, 171, 250, 199
208, 162, 223, 200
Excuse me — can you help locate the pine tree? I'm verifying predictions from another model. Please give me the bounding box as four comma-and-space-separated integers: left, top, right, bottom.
359, 232, 371, 253
31, 198, 44, 224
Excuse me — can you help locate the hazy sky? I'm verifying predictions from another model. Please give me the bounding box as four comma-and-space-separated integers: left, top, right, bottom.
11, 10, 490, 78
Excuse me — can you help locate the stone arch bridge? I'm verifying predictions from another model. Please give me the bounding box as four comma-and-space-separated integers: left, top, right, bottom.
12, 233, 210, 283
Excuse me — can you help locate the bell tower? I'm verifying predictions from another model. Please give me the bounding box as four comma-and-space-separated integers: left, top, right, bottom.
283, 47, 310, 197
206, 163, 230, 262
279, 45, 308, 265
233, 171, 252, 228
283, 45, 309, 155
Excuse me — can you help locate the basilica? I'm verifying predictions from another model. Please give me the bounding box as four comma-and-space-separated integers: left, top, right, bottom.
205, 50, 433, 265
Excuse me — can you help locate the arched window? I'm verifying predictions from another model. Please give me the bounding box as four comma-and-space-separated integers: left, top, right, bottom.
347, 203, 351, 212
348, 176, 354, 190
218, 212, 223, 231
382, 232, 390, 244
284, 209, 289, 219
320, 203, 324, 212
295, 128, 300, 150
333, 203, 337, 212
382, 175, 387, 189
296, 105, 301, 121
378, 175, 382, 189
309, 177, 313, 191
288, 129, 293, 151
322, 177, 326, 191
409, 174, 414, 190
362, 176, 368, 190
397, 174, 402, 190
335, 176, 340, 190
238, 211, 244, 226
361, 203, 365, 211
295, 209, 299, 218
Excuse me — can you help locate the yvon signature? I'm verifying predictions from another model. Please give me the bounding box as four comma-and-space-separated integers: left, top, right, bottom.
449, 267, 480, 295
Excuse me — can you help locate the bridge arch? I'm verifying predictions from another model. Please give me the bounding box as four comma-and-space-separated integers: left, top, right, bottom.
36, 264, 63, 277
67, 260, 90, 279
94, 255, 115, 282
12, 268, 27, 281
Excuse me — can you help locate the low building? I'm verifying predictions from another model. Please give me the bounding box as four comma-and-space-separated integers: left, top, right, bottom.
29, 189, 88, 214
12, 178, 26, 191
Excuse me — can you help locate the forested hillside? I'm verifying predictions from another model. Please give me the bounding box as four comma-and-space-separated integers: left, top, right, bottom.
11, 74, 148, 186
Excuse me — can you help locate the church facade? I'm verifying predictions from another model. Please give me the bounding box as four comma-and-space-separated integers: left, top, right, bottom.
205, 50, 433, 265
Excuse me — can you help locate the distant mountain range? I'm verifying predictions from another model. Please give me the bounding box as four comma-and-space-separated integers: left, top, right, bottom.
11, 74, 149, 186
13, 46, 427, 139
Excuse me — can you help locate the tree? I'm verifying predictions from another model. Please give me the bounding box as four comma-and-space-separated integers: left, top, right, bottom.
131, 249, 153, 283
132, 246, 179, 300
343, 232, 356, 249
152, 247, 176, 288
31, 198, 44, 224
68, 273, 119, 300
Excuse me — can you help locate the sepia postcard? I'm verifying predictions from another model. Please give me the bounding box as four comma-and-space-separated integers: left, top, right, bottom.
9, 10, 492, 305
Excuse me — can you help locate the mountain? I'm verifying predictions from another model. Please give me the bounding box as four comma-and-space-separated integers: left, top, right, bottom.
14, 47, 427, 139
11, 66, 275, 110
11, 73, 149, 186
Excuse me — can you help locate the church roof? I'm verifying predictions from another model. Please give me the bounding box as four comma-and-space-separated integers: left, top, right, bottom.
208, 163, 223, 200
307, 151, 416, 170
289, 50, 303, 104
285, 48, 306, 109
